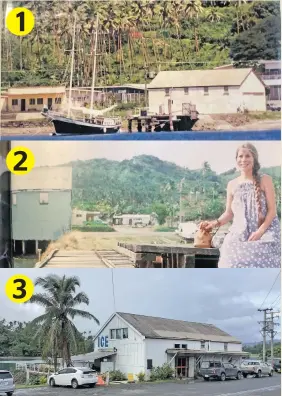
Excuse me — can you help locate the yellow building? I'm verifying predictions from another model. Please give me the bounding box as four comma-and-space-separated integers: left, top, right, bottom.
2, 86, 66, 112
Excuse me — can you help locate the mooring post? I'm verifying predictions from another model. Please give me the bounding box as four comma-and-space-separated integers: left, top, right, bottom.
168, 99, 174, 131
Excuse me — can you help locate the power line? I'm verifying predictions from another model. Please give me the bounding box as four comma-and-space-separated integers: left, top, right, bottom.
270, 294, 281, 307
259, 270, 281, 310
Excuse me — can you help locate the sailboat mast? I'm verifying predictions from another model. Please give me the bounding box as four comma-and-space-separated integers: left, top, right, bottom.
68, 12, 77, 118
90, 14, 99, 115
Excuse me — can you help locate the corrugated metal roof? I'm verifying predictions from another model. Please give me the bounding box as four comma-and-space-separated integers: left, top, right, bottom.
117, 313, 241, 344
148, 68, 254, 88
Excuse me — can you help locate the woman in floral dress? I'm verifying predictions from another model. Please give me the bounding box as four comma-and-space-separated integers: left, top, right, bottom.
200, 143, 280, 268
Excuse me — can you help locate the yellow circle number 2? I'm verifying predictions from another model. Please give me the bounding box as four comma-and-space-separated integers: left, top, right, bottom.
6, 7, 35, 36
6, 275, 34, 304
6, 146, 35, 175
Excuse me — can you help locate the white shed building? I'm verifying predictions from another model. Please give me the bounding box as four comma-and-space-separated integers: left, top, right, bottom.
72, 312, 247, 380
148, 68, 266, 115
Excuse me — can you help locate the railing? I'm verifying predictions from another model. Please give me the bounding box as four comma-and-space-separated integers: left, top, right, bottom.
260, 74, 281, 80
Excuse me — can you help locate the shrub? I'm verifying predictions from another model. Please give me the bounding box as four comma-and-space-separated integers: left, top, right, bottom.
150, 364, 174, 381
137, 372, 145, 382
154, 226, 175, 232
39, 375, 47, 385
72, 224, 115, 232
109, 370, 127, 381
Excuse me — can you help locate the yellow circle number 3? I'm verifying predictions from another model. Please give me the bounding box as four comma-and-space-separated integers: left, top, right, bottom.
6, 146, 35, 175
6, 275, 34, 304
6, 7, 35, 36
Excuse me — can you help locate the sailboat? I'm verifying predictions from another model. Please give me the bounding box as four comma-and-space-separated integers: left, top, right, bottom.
43, 14, 121, 135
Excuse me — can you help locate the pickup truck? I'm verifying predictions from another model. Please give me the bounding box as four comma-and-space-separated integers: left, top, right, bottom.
199, 361, 243, 381
240, 360, 273, 378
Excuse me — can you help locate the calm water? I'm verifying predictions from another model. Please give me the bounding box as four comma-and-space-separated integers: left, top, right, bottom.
14, 257, 36, 268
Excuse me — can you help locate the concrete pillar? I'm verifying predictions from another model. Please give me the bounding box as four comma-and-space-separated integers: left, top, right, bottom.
185, 255, 195, 268
188, 357, 195, 378
22, 240, 26, 255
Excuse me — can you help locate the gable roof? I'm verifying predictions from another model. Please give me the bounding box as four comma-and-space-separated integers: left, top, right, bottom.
148, 68, 255, 89
117, 312, 241, 344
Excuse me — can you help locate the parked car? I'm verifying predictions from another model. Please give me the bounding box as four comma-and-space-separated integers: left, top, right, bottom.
199, 361, 243, 381
267, 103, 281, 111
271, 358, 281, 373
0, 370, 15, 396
240, 360, 273, 378
48, 367, 98, 389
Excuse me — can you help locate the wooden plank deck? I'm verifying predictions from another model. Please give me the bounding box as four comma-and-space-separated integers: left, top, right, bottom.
40, 249, 135, 268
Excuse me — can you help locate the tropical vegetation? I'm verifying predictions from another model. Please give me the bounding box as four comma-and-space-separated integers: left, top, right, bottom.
1, 0, 280, 87
70, 155, 281, 225
23, 274, 98, 370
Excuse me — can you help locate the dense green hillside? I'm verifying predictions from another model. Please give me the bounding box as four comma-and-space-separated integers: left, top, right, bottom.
71, 155, 281, 223
1, 0, 280, 87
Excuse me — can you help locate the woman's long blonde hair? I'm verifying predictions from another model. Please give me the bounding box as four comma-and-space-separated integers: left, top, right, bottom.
236, 143, 264, 227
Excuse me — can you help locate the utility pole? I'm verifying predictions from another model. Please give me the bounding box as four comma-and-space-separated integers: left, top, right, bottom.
258, 308, 272, 362
268, 311, 279, 361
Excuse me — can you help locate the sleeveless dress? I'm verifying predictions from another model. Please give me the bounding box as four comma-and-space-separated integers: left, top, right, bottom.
218, 179, 281, 268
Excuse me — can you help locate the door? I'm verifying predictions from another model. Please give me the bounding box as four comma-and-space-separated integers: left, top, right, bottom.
48, 98, 53, 109
176, 357, 188, 377
223, 363, 234, 377
21, 99, 26, 111
55, 368, 69, 385
261, 363, 269, 375
65, 368, 76, 385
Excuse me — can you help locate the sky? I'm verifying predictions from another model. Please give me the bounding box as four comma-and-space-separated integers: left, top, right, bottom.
0, 268, 280, 344
10, 141, 281, 174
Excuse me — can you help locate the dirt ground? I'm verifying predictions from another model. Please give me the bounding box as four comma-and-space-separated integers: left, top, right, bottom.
41, 228, 181, 260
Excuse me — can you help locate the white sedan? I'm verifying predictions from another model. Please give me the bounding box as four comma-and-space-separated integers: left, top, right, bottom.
48, 367, 98, 389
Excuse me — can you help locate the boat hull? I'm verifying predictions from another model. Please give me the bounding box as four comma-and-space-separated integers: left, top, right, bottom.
51, 116, 120, 135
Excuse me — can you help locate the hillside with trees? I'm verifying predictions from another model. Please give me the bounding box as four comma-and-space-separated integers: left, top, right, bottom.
70, 155, 281, 224
1, 0, 280, 87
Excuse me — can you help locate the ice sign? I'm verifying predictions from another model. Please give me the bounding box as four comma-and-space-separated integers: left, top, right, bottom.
98, 335, 109, 348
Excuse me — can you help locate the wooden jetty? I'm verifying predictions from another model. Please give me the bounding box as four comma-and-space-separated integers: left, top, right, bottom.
117, 242, 220, 268
126, 101, 198, 132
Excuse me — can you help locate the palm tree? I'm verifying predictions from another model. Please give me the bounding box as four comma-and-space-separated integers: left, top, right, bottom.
26, 274, 99, 369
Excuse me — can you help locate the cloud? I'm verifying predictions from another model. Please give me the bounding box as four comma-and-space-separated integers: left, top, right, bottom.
0, 268, 280, 343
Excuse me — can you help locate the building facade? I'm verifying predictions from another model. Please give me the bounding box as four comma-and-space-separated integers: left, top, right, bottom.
148, 68, 266, 115
2, 86, 66, 112
259, 60, 281, 106
72, 209, 101, 226
112, 214, 156, 226
11, 166, 72, 255
72, 312, 247, 380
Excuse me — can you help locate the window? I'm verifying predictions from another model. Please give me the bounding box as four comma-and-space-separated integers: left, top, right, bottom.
174, 344, 180, 349
223, 86, 229, 95
147, 359, 153, 369
201, 341, 205, 349
110, 329, 116, 339
122, 328, 128, 339
184, 87, 189, 95
12, 99, 18, 106
39, 192, 49, 204
29, 98, 36, 105
165, 88, 170, 96
55, 97, 62, 104
224, 343, 228, 351
76, 214, 82, 217
0, 372, 12, 379
204, 87, 209, 95
181, 344, 187, 349
37, 98, 43, 105
12, 193, 17, 205
116, 329, 122, 339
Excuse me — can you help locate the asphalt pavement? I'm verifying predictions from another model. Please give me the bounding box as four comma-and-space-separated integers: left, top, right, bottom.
13, 375, 281, 396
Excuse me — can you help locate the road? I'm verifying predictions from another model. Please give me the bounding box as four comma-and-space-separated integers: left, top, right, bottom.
13, 376, 281, 396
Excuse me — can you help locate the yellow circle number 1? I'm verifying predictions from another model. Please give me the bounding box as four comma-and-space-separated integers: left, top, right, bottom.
6, 146, 35, 175
5, 275, 34, 304
6, 7, 35, 36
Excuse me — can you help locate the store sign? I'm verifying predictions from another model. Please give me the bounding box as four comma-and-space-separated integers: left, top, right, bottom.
98, 335, 109, 348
